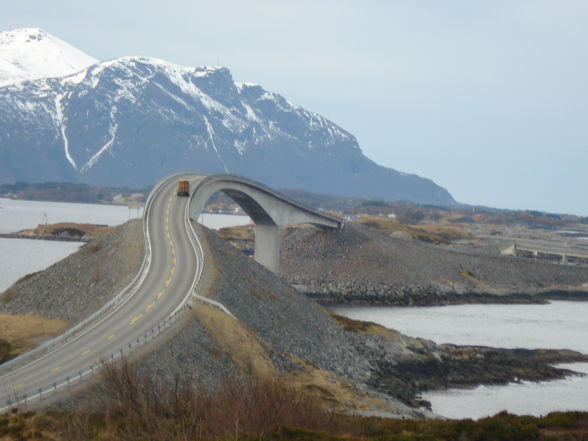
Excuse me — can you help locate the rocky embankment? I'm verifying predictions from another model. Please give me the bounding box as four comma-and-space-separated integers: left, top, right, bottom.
2, 220, 587, 416
0, 220, 142, 324
281, 223, 588, 305
130, 222, 588, 415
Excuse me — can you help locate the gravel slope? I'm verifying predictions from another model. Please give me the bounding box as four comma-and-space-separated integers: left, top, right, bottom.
281, 223, 588, 304
130, 223, 588, 415
0, 220, 144, 324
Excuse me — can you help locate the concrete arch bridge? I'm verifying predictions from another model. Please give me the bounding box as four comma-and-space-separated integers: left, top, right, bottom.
185, 174, 342, 273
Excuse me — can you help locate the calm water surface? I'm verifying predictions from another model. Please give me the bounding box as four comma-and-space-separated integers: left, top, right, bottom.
333, 303, 588, 418
0, 239, 83, 292
0, 198, 132, 234
0, 199, 250, 292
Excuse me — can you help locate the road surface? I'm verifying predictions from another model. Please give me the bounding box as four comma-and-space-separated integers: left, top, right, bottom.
0, 174, 203, 411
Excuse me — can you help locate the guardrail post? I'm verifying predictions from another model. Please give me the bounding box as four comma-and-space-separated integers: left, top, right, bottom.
38, 388, 42, 400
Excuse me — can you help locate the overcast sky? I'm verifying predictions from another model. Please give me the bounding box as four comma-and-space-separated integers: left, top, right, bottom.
2, 1, 587, 215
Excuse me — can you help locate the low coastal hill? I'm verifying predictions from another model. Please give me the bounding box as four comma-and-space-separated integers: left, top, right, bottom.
1, 221, 587, 416
281, 223, 588, 304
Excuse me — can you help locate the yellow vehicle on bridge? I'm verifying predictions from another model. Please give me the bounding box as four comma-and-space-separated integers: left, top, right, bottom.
177, 180, 190, 197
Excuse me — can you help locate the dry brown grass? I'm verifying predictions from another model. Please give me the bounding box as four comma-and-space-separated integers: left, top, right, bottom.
4, 397, 588, 441
330, 312, 401, 340
0, 287, 18, 303
460, 269, 488, 286
194, 307, 385, 412
0, 314, 69, 356
82, 242, 103, 255
89, 268, 103, 285
59, 359, 343, 440
286, 358, 389, 413
217, 224, 254, 241
352, 215, 471, 244
415, 223, 472, 241
31, 222, 113, 237
193, 305, 276, 378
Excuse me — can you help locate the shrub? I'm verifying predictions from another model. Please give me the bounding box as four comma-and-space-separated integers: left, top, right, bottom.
0, 287, 18, 303
63, 360, 343, 440
82, 242, 103, 255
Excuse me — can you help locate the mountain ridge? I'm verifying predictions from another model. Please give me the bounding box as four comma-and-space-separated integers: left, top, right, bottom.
0, 28, 455, 205
0, 27, 96, 87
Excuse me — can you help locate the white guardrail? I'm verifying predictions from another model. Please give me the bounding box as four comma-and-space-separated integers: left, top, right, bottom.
0, 173, 234, 413
0, 177, 164, 377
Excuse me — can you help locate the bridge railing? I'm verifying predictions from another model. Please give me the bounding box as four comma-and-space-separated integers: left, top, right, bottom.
0, 302, 192, 413
0, 174, 237, 414
0, 178, 166, 377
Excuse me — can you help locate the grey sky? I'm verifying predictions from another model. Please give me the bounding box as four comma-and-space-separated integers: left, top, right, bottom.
2, 1, 587, 214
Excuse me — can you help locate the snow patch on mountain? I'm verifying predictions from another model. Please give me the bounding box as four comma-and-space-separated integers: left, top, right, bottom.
53, 92, 77, 170
0, 28, 97, 87
0, 31, 456, 204
82, 124, 118, 172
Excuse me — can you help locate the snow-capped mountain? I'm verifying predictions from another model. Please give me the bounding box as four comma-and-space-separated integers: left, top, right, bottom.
0, 28, 96, 87
0, 29, 454, 205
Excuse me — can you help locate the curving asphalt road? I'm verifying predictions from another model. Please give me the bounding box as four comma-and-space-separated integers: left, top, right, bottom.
0, 172, 339, 412
0, 173, 206, 412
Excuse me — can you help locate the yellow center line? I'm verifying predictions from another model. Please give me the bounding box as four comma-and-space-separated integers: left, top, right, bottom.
51, 366, 60, 373
129, 314, 143, 325
173, 256, 176, 265
107, 334, 115, 340
171, 266, 175, 276
156, 289, 166, 299
82, 349, 91, 356
11, 384, 23, 390
145, 301, 156, 312
165, 278, 171, 287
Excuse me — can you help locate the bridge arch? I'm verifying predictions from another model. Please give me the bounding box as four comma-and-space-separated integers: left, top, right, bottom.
188, 174, 342, 273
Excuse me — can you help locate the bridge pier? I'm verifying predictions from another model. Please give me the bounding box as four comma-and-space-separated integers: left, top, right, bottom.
188, 174, 342, 274
254, 224, 281, 274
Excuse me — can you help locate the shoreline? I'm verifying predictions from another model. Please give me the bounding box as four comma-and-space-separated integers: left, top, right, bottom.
299, 287, 588, 307
0, 233, 89, 243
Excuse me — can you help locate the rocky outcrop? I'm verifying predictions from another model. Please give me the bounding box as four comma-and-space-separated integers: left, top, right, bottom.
281, 223, 588, 305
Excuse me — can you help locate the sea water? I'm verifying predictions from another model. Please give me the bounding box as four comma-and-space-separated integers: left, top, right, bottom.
0, 198, 132, 234
333, 303, 588, 418
0, 199, 250, 293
